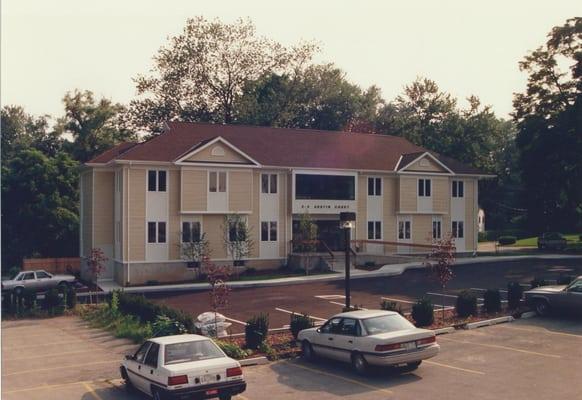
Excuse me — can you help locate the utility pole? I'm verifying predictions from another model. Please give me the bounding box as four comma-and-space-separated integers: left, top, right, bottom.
339, 212, 356, 310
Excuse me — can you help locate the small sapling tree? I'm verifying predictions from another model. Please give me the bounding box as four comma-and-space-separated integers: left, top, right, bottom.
86, 247, 108, 304
424, 233, 456, 322
222, 214, 253, 268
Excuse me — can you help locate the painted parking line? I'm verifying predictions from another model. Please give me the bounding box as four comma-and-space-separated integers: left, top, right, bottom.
275, 307, 327, 321
495, 324, 582, 339
315, 295, 346, 300
224, 316, 248, 326
283, 360, 394, 395
3, 348, 105, 362
2, 378, 124, 395
83, 382, 105, 400
328, 301, 368, 310
2, 359, 120, 377
424, 360, 485, 375
438, 336, 562, 359
3, 340, 85, 350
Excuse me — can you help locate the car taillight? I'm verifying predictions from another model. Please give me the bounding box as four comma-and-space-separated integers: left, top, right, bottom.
226, 366, 243, 377
375, 343, 404, 352
168, 375, 188, 386
416, 336, 436, 346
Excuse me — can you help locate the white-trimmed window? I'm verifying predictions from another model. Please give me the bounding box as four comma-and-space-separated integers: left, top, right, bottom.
209, 171, 227, 193
261, 174, 278, 194
182, 221, 201, 243
432, 217, 442, 240
367, 177, 382, 196
418, 178, 431, 197
147, 221, 166, 243
367, 221, 382, 240
228, 218, 248, 242
452, 180, 464, 198
261, 221, 278, 242
148, 170, 167, 192
398, 220, 411, 240
452, 220, 464, 238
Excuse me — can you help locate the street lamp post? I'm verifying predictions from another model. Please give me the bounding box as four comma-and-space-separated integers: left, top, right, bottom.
340, 212, 356, 310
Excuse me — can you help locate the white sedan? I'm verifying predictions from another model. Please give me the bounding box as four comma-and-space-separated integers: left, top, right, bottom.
120, 334, 246, 400
298, 310, 439, 374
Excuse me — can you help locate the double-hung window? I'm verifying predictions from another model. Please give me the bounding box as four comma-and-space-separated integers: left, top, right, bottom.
398, 220, 411, 240
452, 180, 464, 198
452, 221, 464, 238
432, 218, 442, 239
367, 177, 382, 196
148, 221, 166, 243
261, 221, 278, 242
182, 221, 201, 243
148, 170, 167, 192
228, 220, 247, 242
261, 174, 278, 194
209, 171, 227, 193
367, 221, 382, 240
418, 179, 431, 197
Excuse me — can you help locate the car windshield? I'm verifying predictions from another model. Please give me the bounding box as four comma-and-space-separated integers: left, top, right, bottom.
566, 278, 582, 292
362, 314, 415, 335
164, 340, 224, 365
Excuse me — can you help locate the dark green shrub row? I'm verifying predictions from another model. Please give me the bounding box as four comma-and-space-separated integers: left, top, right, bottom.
498, 236, 517, 246
530, 277, 548, 288
412, 298, 434, 327
482, 230, 530, 241
290, 313, 314, 339
456, 290, 477, 318
116, 292, 196, 333
507, 282, 523, 309
245, 313, 269, 349
2, 286, 76, 316
483, 289, 501, 313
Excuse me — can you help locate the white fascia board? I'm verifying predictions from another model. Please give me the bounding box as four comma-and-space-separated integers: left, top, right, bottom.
398, 152, 455, 175
174, 136, 262, 167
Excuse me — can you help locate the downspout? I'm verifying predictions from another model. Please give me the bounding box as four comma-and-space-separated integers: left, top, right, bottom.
127, 163, 131, 285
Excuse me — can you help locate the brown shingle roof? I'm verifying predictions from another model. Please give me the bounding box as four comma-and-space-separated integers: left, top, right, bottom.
87, 141, 138, 164
90, 122, 489, 175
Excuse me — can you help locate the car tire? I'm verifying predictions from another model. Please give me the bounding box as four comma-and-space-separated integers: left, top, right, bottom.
403, 361, 422, 372
351, 353, 368, 375
120, 367, 135, 393
219, 394, 232, 400
151, 387, 164, 400
14, 287, 23, 296
302, 341, 316, 362
534, 299, 550, 316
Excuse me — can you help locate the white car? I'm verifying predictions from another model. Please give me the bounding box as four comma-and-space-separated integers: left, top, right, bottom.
298, 310, 440, 374
120, 334, 246, 400
1, 270, 76, 294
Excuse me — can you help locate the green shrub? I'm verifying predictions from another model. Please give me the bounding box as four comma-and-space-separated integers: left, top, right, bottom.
364, 261, 376, 268
478, 232, 488, 242
411, 298, 434, 327
579, 234, 582, 241
215, 340, 248, 359
498, 236, 517, 246
65, 286, 77, 309
342, 304, 364, 312
507, 282, 523, 309
21, 288, 37, 310
530, 277, 548, 288
290, 313, 314, 339
44, 288, 63, 315
245, 313, 269, 349
557, 275, 575, 285
456, 290, 477, 318
380, 300, 404, 315
258, 341, 278, 360
115, 316, 153, 342
152, 315, 187, 337
483, 289, 501, 313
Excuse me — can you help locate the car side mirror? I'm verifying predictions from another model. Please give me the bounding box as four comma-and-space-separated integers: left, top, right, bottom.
125, 354, 135, 360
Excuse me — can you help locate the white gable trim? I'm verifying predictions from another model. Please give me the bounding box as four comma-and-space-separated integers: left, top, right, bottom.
397, 152, 454, 175
174, 136, 262, 167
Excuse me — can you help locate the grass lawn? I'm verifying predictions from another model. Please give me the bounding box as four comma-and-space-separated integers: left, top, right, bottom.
513, 233, 582, 247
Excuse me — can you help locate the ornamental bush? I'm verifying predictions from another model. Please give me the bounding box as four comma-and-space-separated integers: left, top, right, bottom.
483, 289, 501, 313
507, 282, 523, 309
498, 236, 517, 246
245, 313, 269, 349
290, 313, 314, 339
411, 298, 434, 327
380, 300, 404, 315
456, 290, 477, 318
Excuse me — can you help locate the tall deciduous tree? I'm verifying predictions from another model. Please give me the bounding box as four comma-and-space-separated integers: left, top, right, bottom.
126, 17, 318, 133
56, 90, 136, 162
513, 17, 582, 232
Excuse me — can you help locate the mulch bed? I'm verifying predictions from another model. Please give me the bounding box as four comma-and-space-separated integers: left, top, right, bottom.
222, 331, 301, 360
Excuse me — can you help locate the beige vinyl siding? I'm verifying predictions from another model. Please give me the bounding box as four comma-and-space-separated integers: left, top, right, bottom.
184, 143, 250, 164
464, 179, 476, 251
249, 172, 260, 258
412, 215, 432, 247
356, 175, 367, 240
287, 172, 293, 251
406, 156, 447, 172
279, 173, 287, 257
229, 170, 253, 211
122, 167, 129, 261
399, 177, 417, 212
181, 169, 207, 211
93, 171, 115, 248
129, 169, 146, 261
383, 177, 397, 246
432, 177, 450, 214
169, 170, 181, 260
204, 214, 227, 259
81, 171, 93, 257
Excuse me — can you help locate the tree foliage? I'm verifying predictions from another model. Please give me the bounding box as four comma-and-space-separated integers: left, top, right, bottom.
513, 17, 582, 232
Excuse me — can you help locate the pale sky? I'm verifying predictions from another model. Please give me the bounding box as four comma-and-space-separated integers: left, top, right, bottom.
1, 0, 580, 122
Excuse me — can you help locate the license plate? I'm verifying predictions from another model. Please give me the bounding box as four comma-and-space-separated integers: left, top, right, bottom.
200, 374, 215, 383
206, 389, 218, 395
404, 342, 416, 350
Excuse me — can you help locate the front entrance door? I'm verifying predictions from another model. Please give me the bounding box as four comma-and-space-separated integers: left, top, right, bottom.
397, 216, 412, 254
292, 219, 345, 252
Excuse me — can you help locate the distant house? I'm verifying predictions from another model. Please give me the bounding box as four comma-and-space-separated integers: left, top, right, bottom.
80, 122, 492, 285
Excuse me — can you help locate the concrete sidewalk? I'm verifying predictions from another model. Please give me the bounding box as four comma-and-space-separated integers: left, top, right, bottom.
97, 254, 582, 295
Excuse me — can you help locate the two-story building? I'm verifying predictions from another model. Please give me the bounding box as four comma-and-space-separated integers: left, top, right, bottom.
81, 122, 492, 286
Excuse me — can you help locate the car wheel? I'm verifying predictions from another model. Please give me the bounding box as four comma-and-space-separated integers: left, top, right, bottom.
403, 361, 422, 372
219, 394, 232, 400
534, 299, 550, 316
151, 387, 164, 400
120, 367, 135, 393
302, 341, 315, 362
351, 353, 368, 375
14, 287, 23, 296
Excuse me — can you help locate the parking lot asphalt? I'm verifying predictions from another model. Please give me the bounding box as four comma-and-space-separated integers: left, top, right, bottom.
3, 316, 580, 400
147, 258, 582, 333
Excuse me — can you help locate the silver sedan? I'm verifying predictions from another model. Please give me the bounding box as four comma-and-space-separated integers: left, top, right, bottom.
1, 270, 76, 294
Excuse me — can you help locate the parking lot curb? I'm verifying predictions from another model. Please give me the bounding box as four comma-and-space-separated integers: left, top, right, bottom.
433, 327, 455, 335
240, 356, 269, 366
466, 316, 514, 330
